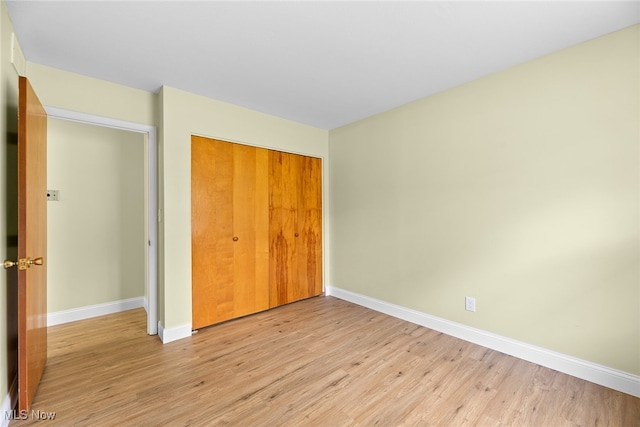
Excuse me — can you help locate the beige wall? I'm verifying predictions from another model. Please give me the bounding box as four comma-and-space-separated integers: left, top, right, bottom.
329, 25, 639, 374
47, 118, 145, 312
27, 63, 156, 127
159, 86, 329, 330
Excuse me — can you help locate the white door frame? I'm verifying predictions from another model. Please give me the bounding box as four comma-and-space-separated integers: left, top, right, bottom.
44, 106, 158, 335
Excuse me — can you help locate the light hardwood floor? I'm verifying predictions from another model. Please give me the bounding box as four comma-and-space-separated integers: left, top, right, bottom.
9, 296, 639, 426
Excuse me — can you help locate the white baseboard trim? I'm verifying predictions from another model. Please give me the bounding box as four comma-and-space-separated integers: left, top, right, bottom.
158, 321, 192, 344
1, 376, 17, 427
47, 297, 145, 327
327, 286, 640, 398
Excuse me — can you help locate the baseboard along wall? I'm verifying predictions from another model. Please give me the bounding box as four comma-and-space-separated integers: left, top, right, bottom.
47, 297, 145, 327
326, 286, 640, 398
158, 321, 193, 344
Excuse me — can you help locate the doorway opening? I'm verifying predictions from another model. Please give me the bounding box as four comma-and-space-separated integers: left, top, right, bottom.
44, 107, 157, 334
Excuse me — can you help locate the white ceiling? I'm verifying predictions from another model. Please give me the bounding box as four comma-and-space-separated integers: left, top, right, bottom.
5, 1, 640, 130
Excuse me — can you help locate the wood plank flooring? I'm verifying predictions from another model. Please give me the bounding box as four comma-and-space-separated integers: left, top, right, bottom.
9, 296, 640, 426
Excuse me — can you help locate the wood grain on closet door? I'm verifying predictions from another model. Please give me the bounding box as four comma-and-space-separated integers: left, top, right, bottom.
269, 150, 322, 307
296, 154, 322, 300
191, 136, 269, 329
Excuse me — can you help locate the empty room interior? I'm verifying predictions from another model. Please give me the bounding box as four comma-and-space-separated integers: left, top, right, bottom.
0, 1, 638, 425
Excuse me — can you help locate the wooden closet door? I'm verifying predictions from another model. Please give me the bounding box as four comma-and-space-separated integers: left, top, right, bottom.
269, 151, 322, 307
296, 154, 322, 299
191, 136, 269, 329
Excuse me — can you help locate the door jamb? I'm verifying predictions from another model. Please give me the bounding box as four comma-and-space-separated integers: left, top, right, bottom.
44, 106, 158, 335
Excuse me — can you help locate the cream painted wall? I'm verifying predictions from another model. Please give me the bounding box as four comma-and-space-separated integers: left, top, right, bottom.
47, 118, 145, 312
26, 63, 156, 127
0, 0, 19, 406
159, 86, 329, 330
329, 25, 640, 375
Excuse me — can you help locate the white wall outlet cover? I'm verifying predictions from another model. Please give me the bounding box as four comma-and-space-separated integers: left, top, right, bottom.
465, 296, 476, 312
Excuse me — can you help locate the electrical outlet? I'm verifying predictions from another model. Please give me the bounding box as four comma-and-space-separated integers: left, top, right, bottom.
465, 296, 476, 312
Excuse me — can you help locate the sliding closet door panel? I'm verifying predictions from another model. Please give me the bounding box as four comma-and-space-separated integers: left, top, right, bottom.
232, 143, 270, 317
297, 155, 323, 299
269, 151, 322, 307
269, 151, 297, 306
192, 136, 234, 329
191, 136, 269, 329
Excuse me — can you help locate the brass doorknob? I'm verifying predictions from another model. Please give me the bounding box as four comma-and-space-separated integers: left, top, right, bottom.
3, 260, 17, 269
3, 257, 43, 270
28, 257, 44, 266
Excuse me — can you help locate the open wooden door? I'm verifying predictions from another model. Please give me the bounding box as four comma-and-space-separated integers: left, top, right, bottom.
4, 76, 48, 411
